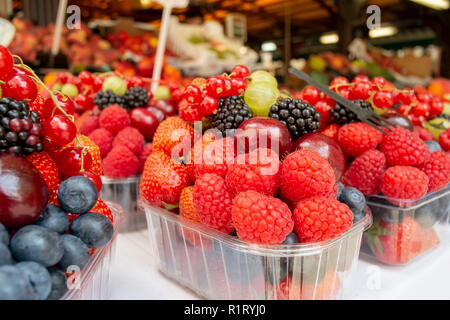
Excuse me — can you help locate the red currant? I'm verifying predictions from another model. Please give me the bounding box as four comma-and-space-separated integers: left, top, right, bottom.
430, 100, 444, 116
3, 75, 38, 101
314, 100, 333, 128
416, 93, 432, 104
231, 65, 250, 79
199, 96, 218, 115
78, 71, 94, 86
223, 77, 233, 96
44, 115, 77, 147
350, 82, 372, 100
393, 89, 414, 105
302, 86, 321, 105
231, 78, 247, 95
171, 89, 183, 102
93, 77, 104, 92
75, 94, 94, 111
57, 73, 69, 84
183, 84, 203, 104
43, 93, 76, 119
56, 146, 93, 177
206, 76, 226, 98
330, 76, 349, 87
407, 114, 426, 126
337, 86, 350, 99
81, 170, 102, 192
413, 103, 430, 117
371, 76, 387, 89
397, 104, 411, 115
352, 75, 370, 83
126, 76, 146, 89
372, 90, 393, 109
0, 46, 14, 81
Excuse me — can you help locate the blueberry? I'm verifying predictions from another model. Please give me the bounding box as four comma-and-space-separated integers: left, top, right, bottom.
70, 213, 113, 248
339, 187, 366, 212
0, 265, 37, 300
16, 261, 51, 300
371, 205, 405, 224
0, 222, 9, 246
58, 234, 90, 271
10, 225, 64, 267
414, 199, 442, 229
34, 204, 69, 234
57, 176, 98, 215
352, 206, 368, 223
265, 233, 299, 285
299, 254, 328, 285
46, 269, 67, 300
336, 182, 345, 200
282, 232, 298, 244
425, 140, 442, 153
0, 243, 13, 266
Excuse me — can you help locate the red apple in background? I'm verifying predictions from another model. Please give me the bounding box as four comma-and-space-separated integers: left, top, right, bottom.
147, 106, 165, 122
0, 154, 49, 229
151, 99, 177, 118
130, 108, 160, 141
293, 133, 345, 181
235, 117, 293, 158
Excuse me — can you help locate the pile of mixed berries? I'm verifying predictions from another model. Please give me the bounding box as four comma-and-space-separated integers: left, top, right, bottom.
0, 46, 115, 300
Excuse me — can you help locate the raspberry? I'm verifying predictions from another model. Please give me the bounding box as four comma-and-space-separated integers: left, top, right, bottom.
381, 166, 429, 201
413, 125, 434, 141
103, 145, 139, 178
25, 151, 60, 191
418, 151, 450, 193
280, 149, 335, 202
193, 173, 234, 233
88, 128, 114, 158
293, 196, 353, 242
343, 150, 386, 195
186, 131, 216, 181
379, 127, 430, 167
231, 190, 293, 244
99, 105, 131, 135
113, 126, 145, 155
194, 137, 235, 178
337, 122, 383, 157
138, 143, 153, 173
321, 123, 340, 141
226, 148, 280, 196
79, 115, 99, 136
439, 128, 450, 151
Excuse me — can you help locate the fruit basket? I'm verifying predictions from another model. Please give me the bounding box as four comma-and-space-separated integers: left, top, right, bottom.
142, 201, 372, 300
62, 201, 122, 300
101, 176, 145, 233
361, 185, 450, 265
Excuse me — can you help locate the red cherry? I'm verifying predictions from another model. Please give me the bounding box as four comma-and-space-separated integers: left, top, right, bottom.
302, 87, 321, 105
231, 78, 247, 95
352, 75, 370, 83
430, 100, 444, 116
372, 90, 394, 109
331, 76, 349, 87
75, 94, 94, 111
44, 115, 77, 147
0, 46, 14, 81
171, 89, 183, 103
81, 170, 102, 192
183, 85, 203, 104
43, 93, 76, 119
57, 73, 69, 84
350, 82, 372, 100
78, 71, 94, 86
206, 76, 226, 98
130, 108, 159, 141
3, 75, 38, 101
152, 99, 177, 117
126, 76, 146, 89
56, 146, 93, 177
199, 96, 218, 116
147, 106, 165, 122
93, 77, 104, 92
231, 65, 250, 79
314, 100, 333, 129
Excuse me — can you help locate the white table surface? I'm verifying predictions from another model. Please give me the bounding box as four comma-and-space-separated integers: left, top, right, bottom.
109, 229, 450, 300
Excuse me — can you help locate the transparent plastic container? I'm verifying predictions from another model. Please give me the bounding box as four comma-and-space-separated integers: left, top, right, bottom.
361, 185, 450, 265
141, 201, 372, 300
62, 201, 122, 300
101, 176, 146, 233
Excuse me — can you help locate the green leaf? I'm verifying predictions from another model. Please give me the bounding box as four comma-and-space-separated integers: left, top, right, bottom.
162, 202, 179, 211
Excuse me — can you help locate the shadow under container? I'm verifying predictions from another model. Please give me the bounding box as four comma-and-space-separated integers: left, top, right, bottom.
62, 201, 123, 300
361, 185, 450, 265
101, 175, 146, 233
141, 201, 372, 300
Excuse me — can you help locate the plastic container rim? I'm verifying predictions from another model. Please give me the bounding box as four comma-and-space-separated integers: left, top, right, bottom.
101, 175, 141, 185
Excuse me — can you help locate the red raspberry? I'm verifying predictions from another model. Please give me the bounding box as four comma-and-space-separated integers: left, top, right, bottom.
113, 126, 145, 155
381, 166, 429, 201
321, 123, 340, 141
186, 131, 217, 181
418, 151, 450, 193
138, 143, 153, 173
292, 196, 353, 242
99, 105, 131, 135
343, 150, 386, 195
231, 190, 293, 244
103, 145, 140, 178
280, 149, 335, 202
439, 128, 450, 151
193, 173, 234, 233
194, 137, 235, 178
413, 125, 434, 141
226, 148, 280, 196
379, 127, 430, 166
88, 128, 114, 158
79, 115, 99, 136
337, 122, 383, 157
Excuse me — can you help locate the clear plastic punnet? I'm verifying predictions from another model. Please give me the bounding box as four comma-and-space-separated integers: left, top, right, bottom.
141, 200, 372, 300
101, 175, 146, 233
361, 185, 450, 265
62, 201, 122, 300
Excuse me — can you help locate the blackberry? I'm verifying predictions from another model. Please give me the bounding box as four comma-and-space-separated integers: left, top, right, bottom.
0, 97, 44, 155
124, 87, 150, 109
209, 96, 253, 134
269, 98, 321, 140
94, 90, 127, 110
330, 99, 371, 125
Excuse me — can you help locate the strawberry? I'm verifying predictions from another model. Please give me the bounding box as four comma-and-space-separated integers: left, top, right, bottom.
25, 151, 60, 191
152, 116, 194, 159
179, 186, 198, 222
140, 149, 189, 207
186, 131, 217, 181
29, 94, 46, 116
91, 198, 114, 223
